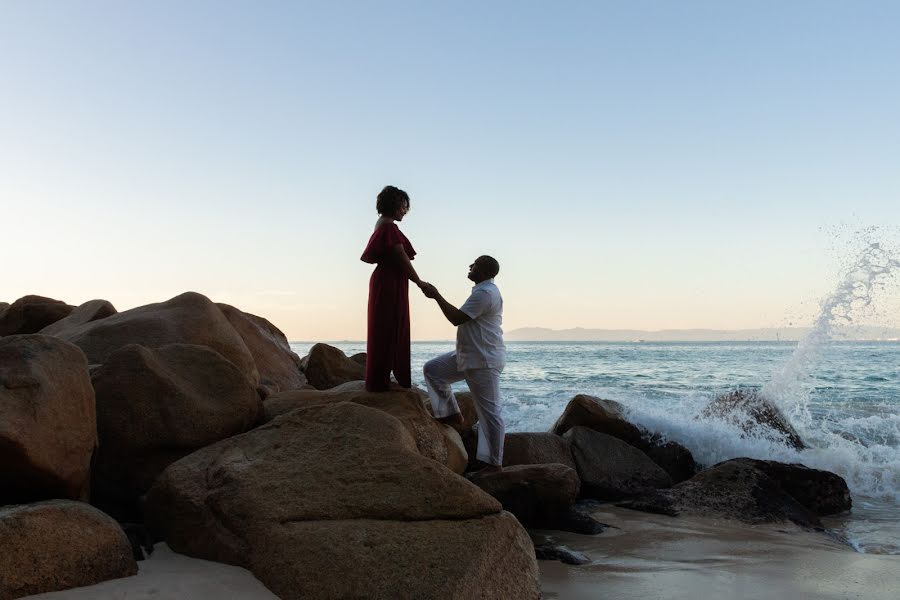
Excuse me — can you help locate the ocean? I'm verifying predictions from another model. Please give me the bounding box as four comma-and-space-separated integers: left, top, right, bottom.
289, 339, 900, 555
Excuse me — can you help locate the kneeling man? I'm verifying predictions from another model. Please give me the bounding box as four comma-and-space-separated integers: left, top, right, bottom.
421, 256, 506, 474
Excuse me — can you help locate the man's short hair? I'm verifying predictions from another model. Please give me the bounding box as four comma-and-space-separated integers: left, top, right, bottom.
376, 185, 410, 216
480, 255, 500, 278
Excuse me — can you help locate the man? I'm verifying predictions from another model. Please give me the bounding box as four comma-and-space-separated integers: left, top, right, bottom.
420, 256, 506, 474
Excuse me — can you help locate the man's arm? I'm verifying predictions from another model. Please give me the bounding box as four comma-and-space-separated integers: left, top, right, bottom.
421, 284, 471, 327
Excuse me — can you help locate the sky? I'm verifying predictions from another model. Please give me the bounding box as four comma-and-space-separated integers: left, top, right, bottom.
2, 1, 899, 340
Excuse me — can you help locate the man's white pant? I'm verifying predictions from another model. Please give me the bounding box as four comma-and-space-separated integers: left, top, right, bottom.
423, 351, 505, 466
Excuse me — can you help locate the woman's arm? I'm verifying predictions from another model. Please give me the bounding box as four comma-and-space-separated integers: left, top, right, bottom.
390, 244, 424, 287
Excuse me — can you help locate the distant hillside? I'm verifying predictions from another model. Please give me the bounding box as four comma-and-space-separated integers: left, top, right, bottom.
505, 326, 900, 342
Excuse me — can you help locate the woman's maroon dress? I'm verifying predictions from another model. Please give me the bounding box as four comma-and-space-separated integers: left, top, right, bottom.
360, 222, 416, 392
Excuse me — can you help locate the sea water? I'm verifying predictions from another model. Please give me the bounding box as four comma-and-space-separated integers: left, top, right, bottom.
291, 339, 900, 555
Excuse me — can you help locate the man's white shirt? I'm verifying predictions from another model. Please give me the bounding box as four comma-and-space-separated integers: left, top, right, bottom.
456, 278, 506, 370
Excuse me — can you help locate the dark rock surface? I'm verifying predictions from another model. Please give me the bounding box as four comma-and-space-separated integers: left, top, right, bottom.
0, 335, 96, 503
534, 543, 591, 565
469, 463, 580, 528
39, 299, 117, 337
0, 295, 74, 336
564, 427, 672, 500
0, 500, 137, 599
299, 343, 365, 389
503, 432, 577, 471
551, 394, 645, 445
724, 458, 851, 515
700, 389, 806, 450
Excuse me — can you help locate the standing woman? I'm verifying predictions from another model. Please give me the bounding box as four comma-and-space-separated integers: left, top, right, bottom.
361, 185, 426, 392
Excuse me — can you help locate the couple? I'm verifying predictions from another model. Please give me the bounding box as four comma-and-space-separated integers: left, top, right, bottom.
360, 185, 506, 473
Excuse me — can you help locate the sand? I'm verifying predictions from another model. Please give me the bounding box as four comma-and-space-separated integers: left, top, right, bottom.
538, 506, 900, 600
22, 508, 900, 599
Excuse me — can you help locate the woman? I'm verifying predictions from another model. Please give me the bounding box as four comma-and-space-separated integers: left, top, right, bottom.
360, 185, 427, 392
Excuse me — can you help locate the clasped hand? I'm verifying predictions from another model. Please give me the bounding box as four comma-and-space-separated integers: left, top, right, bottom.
418, 281, 438, 298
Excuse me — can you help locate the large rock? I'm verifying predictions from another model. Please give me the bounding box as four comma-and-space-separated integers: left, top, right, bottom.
470, 463, 580, 528
700, 389, 806, 450
620, 460, 822, 528
216, 303, 307, 394
53, 292, 259, 385
263, 387, 466, 473
0, 335, 96, 503
725, 458, 851, 515
503, 432, 577, 471
564, 427, 672, 500
39, 299, 117, 337
641, 437, 698, 484
90, 343, 260, 518
299, 343, 365, 389
0, 500, 137, 599
0, 296, 74, 336
146, 403, 539, 599
551, 394, 645, 445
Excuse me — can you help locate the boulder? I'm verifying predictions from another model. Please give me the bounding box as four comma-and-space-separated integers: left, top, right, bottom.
146, 403, 539, 599
725, 458, 851, 515
349, 352, 367, 367
551, 394, 645, 445
451, 391, 480, 429
263, 387, 465, 473
564, 427, 672, 500
0, 335, 96, 503
216, 303, 307, 394
0, 295, 74, 336
53, 292, 259, 385
619, 460, 822, 528
39, 299, 117, 337
0, 302, 8, 312
641, 437, 698, 484
0, 500, 137, 599
469, 463, 580, 529
299, 343, 365, 389
533, 543, 591, 565
503, 432, 577, 471
90, 343, 260, 518
700, 389, 806, 450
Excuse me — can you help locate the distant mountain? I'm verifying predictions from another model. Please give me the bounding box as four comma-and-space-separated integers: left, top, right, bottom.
505, 326, 900, 342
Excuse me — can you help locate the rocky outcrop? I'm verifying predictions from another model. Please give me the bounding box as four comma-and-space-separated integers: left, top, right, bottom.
469, 463, 580, 529
503, 432, 577, 471
216, 304, 307, 394
0, 501, 137, 599
146, 402, 540, 599
619, 460, 823, 528
263, 387, 466, 473
725, 458, 851, 515
349, 352, 367, 367
90, 343, 260, 518
299, 343, 365, 389
551, 394, 645, 444
0, 335, 96, 503
0, 296, 74, 336
700, 390, 806, 450
39, 299, 117, 337
641, 437, 698, 484
564, 427, 672, 500
53, 292, 260, 385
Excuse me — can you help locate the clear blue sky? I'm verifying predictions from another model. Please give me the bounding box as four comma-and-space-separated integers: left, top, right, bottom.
3, 1, 899, 339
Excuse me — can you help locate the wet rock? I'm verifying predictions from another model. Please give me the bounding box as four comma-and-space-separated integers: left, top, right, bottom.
53, 292, 260, 386
146, 402, 540, 599
552, 506, 609, 535
551, 394, 645, 445
534, 543, 591, 565
0, 500, 137, 599
619, 460, 823, 528
503, 432, 577, 471
0, 295, 74, 336
217, 303, 307, 394
564, 427, 672, 500
700, 389, 806, 450
725, 458, 851, 515
468, 464, 580, 528
299, 343, 365, 389
641, 437, 698, 484
39, 299, 117, 337
0, 335, 96, 503
90, 343, 260, 519
263, 387, 466, 473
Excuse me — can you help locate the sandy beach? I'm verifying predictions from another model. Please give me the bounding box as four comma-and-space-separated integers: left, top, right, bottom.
539, 506, 900, 600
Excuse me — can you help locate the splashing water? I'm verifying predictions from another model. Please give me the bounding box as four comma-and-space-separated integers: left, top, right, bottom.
761, 238, 900, 425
